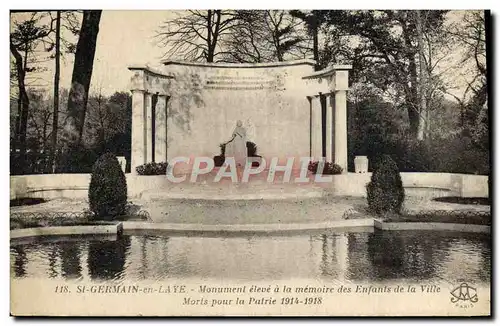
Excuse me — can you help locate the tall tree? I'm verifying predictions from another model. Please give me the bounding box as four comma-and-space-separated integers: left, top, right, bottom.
447, 11, 487, 135
10, 41, 30, 171
415, 10, 428, 140
323, 10, 448, 139
63, 10, 102, 151
11, 11, 80, 173
50, 10, 61, 172
10, 14, 54, 172
289, 10, 327, 70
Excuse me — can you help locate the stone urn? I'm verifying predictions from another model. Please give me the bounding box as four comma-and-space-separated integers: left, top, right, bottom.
354, 156, 368, 173
117, 156, 127, 173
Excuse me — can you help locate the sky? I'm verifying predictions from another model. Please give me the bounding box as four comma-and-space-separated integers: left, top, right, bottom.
10, 10, 482, 98
12, 11, 177, 96
88, 11, 174, 94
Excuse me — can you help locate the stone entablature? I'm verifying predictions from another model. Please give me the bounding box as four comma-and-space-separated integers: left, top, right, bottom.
161, 59, 317, 68
302, 65, 351, 93
128, 65, 174, 95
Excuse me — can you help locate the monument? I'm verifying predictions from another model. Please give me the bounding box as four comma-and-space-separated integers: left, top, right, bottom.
128, 59, 351, 174
225, 120, 248, 167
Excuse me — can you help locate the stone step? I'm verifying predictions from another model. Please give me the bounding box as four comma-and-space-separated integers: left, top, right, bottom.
140, 184, 327, 201
155, 181, 326, 189
141, 190, 325, 201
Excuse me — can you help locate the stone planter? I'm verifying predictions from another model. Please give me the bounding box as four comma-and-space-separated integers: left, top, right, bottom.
117, 156, 127, 173
354, 156, 369, 173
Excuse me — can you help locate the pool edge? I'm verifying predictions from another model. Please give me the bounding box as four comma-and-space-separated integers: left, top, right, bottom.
9, 219, 490, 241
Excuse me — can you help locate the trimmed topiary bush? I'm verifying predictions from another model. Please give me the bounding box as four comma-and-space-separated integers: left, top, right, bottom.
136, 162, 168, 175
366, 154, 405, 215
89, 153, 127, 220
308, 161, 343, 175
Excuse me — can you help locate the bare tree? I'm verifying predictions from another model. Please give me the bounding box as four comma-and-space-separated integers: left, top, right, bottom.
10, 13, 56, 172
221, 10, 306, 63
156, 10, 242, 62
221, 10, 269, 63
448, 12, 486, 110
264, 10, 305, 62
445, 11, 487, 148
11, 11, 80, 173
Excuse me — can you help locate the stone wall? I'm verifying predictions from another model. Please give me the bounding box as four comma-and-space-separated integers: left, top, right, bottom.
163, 61, 315, 165
10, 173, 489, 200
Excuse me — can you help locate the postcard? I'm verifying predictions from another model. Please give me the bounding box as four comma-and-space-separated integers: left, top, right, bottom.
10, 9, 490, 316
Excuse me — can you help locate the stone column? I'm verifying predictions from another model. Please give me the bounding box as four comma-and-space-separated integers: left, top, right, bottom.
325, 94, 333, 162
334, 70, 349, 173
310, 96, 322, 160
144, 93, 153, 163
154, 95, 168, 163
131, 90, 145, 174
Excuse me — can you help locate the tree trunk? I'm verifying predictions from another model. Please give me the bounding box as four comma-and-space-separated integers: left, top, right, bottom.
206, 10, 213, 62
406, 52, 420, 138
210, 10, 222, 62
416, 10, 427, 141
14, 91, 21, 151
50, 10, 61, 173
405, 57, 420, 138
65, 10, 102, 148
10, 41, 30, 174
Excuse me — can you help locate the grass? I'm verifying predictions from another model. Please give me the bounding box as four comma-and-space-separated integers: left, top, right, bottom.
10, 197, 46, 207
10, 213, 149, 230
11, 215, 98, 230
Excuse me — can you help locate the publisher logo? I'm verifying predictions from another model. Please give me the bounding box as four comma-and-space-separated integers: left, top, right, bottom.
450, 283, 478, 306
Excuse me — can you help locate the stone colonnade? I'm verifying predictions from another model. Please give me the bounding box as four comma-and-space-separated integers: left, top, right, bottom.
305, 68, 350, 173
130, 90, 169, 171
129, 67, 173, 174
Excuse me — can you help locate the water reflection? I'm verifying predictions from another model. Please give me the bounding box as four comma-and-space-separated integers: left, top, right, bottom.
48, 246, 59, 278
87, 237, 131, 280
10, 231, 491, 283
12, 247, 26, 278
60, 243, 82, 279
365, 231, 443, 281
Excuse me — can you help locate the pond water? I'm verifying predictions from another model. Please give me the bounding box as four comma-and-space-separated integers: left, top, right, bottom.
10, 230, 490, 284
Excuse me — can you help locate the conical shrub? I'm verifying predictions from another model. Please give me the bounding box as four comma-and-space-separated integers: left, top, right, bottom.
366, 154, 405, 215
89, 153, 127, 220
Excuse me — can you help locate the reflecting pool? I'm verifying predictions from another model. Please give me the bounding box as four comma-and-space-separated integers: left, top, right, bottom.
10, 230, 490, 284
